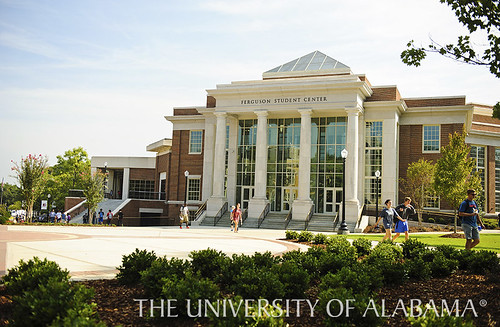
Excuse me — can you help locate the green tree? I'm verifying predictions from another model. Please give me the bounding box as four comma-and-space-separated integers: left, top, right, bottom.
45, 147, 91, 210
1, 182, 22, 207
400, 159, 435, 226
401, 0, 500, 77
401, 0, 499, 117
81, 170, 106, 224
434, 130, 482, 233
11, 154, 49, 222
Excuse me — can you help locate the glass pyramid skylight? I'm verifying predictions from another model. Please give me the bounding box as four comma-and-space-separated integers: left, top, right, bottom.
265, 51, 349, 73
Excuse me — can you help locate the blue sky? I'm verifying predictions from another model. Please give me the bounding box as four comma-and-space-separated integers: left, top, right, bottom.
1, 0, 499, 184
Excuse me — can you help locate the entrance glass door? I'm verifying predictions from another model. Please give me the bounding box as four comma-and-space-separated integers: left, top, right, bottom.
241, 187, 254, 209
324, 188, 341, 214
282, 187, 297, 212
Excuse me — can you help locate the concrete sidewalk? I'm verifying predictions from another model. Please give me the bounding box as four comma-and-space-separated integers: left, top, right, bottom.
0, 225, 309, 280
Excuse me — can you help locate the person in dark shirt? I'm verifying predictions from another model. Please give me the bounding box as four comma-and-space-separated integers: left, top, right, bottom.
393, 197, 415, 241
458, 189, 485, 250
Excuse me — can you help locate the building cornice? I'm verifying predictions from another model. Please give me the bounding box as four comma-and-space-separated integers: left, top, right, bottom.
363, 100, 407, 115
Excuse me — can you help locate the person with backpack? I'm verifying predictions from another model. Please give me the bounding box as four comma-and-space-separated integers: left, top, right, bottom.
179, 204, 189, 229
393, 197, 415, 241
374, 199, 403, 242
458, 189, 485, 250
106, 210, 113, 225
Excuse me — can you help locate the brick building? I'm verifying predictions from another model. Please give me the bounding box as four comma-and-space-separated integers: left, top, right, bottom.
85, 51, 499, 229
162, 51, 500, 231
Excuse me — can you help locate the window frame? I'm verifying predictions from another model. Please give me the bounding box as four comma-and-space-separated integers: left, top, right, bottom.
187, 177, 201, 202
422, 125, 441, 153
189, 130, 203, 154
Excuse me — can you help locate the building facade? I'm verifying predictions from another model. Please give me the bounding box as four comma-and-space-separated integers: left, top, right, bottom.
163, 51, 500, 229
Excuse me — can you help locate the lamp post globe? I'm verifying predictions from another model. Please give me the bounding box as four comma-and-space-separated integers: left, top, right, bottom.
375, 170, 380, 223
184, 171, 189, 205
338, 148, 349, 234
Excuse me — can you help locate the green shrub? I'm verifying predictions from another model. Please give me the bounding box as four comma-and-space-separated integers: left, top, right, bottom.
319, 236, 358, 275
430, 253, 458, 277
285, 230, 299, 239
352, 238, 372, 257
12, 278, 98, 327
3, 257, 69, 296
404, 257, 432, 281
408, 305, 474, 326
207, 296, 286, 327
434, 244, 459, 259
428, 217, 435, 224
0, 216, 8, 224
272, 261, 310, 298
232, 268, 284, 300
326, 235, 351, 247
364, 242, 405, 285
313, 233, 328, 244
319, 263, 383, 296
189, 248, 229, 280
160, 270, 220, 316
453, 250, 500, 274
281, 249, 321, 280
141, 256, 191, 297
218, 253, 255, 291
402, 238, 428, 259
297, 230, 314, 242
252, 251, 280, 269
318, 287, 385, 327
116, 249, 158, 285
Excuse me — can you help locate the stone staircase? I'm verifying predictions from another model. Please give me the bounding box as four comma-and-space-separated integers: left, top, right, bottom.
200, 211, 232, 228
258, 213, 288, 229
70, 199, 127, 224
306, 214, 336, 232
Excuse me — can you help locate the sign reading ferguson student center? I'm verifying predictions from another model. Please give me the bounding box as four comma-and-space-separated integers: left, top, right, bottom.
240, 96, 328, 105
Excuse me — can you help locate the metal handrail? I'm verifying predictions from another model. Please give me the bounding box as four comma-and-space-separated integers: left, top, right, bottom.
332, 211, 340, 229
284, 209, 293, 229
194, 199, 208, 221
214, 202, 228, 226
304, 204, 315, 230
241, 208, 248, 226
257, 202, 271, 228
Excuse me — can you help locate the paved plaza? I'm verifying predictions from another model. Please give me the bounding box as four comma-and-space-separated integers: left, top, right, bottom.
0, 225, 310, 280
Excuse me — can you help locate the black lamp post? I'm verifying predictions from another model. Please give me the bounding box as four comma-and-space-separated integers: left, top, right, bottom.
375, 170, 380, 220
338, 148, 349, 234
103, 162, 108, 198
184, 170, 189, 205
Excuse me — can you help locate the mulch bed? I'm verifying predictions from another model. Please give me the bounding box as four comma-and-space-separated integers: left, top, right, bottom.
1, 272, 498, 326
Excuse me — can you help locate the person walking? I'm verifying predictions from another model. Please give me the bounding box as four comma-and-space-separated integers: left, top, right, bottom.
233, 203, 242, 233
458, 189, 485, 250
179, 204, 189, 229
374, 199, 403, 242
117, 210, 124, 226
393, 197, 415, 241
49, 209, 56, 223
106, 210, 113, 225
230, 205, 235, 231
98, 209, 104, 225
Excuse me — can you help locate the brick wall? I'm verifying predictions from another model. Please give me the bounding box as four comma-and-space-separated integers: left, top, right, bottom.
115, 199, 173, 226
403, 97, 465, 108
174, 108, 201, 116
486, 146, 496, 213
64, 197, 86, 212
167, 130, 204, 220
398, 123, 464, 209
130, 168, 155, 180
366, 87, 401, 102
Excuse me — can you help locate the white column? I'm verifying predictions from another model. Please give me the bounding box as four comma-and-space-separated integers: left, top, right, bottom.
226, 116, 238, 206
292, 109, 314, 221
297, 109, 312, 201
202, 116, 216, 201
122, 168, 130, 200
248, 110, 269, 218
253, 110, 268, 199
212, 112, 227, 198
207, 112, 227, 215
344, 107, 362, 227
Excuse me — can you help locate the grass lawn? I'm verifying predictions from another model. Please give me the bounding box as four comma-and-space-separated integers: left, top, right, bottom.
341, 233, 500, 253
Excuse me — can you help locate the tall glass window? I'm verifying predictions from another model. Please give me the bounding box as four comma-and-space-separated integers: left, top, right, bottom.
495, 148, 500, 212
310, 117, 346, 214
189, 130, 203, 153
423, 125, 440, 152
267, 118, 301, 212
364, 121, 383, 205
470, 145, 486, 210
236, 120, 257, 207
188, 178, 201, 201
